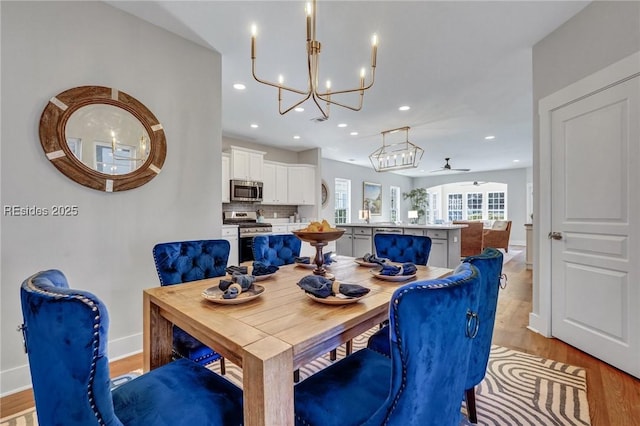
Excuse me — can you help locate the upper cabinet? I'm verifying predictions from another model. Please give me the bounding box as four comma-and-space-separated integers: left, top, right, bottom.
262, 161, 289, 204
288, 165, 316, 205
222, 153, 230, 203
230, 146, 265, 181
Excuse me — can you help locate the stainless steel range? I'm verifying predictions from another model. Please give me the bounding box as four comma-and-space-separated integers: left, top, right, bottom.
223, 211, 272, 262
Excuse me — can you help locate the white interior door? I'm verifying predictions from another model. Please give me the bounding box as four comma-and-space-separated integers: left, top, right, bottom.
549, 75, 639, 377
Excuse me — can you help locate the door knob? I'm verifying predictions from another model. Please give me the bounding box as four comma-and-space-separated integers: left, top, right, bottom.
548, 231, 563, 240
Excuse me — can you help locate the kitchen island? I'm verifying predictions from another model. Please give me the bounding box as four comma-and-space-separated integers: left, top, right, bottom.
336, 223, 466, 268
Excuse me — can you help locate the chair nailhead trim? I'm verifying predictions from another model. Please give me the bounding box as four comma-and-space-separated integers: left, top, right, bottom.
26, 278, 108, 426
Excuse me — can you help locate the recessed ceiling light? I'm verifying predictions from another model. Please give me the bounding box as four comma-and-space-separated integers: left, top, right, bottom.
484, 135, 496, 140
250, 124, 259, 128
233, 83, 246, 90
513, 159, 520, 163
398, 105, 410, 111
338, 123, 348, 128
294, 107, 304, 112
293, 135, 301, 140
350, 131, 358, 136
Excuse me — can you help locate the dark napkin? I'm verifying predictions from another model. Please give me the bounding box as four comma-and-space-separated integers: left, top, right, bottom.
379, 262, 417, 276
252, 261, 279, 276
219, 273, 256, 298
338, 283, 370, 297
297, 275, 369, 299
362, 253, 387, 265
226, 265, 248, 275
296, 252, 335, 265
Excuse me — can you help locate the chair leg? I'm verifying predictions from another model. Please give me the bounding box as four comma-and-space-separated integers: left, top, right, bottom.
329, 349, 337, 361
294, 369, 300, 383
465, 387, 477, 424
346, 340, 353, 355
220, 357, 226, 375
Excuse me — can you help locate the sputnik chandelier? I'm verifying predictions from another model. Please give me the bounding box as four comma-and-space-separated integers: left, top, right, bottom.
250, 0, 378, 120
369, 126, 424, 172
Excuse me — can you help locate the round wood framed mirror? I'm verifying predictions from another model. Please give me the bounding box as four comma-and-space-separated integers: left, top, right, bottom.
39, 86, 166, 192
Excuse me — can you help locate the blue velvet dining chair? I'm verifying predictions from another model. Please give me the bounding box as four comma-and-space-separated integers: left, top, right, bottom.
367, 247, 504, 424
252, 234, 302, 266
374, 233, 432, 265
152, 239, 230, 374
19, 269, 244, 426
460, 247, 504, 424
294, 262, 481, 426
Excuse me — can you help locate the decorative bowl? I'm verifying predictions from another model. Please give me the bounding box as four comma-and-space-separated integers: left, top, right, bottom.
291, 229, 346, 243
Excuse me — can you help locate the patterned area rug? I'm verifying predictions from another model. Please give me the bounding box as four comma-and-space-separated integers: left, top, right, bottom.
1, 329, 590, 426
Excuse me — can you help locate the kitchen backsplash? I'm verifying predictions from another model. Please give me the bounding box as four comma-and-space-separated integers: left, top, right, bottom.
223, 202, 298, 219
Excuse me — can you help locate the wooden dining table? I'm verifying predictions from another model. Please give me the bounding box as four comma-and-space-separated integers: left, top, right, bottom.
143, 255, 452, 426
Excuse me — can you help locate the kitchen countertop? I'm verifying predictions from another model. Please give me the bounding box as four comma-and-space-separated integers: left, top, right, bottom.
340, 223, 467, 230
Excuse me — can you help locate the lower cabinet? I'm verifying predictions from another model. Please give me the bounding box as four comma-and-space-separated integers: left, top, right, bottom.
336, 227, 354, 256
221, 226, 239, 266
353, 227, 373, 257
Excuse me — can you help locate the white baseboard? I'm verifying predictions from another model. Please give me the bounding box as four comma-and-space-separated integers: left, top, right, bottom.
528, 312, 551, 337
1, 333, 142, 397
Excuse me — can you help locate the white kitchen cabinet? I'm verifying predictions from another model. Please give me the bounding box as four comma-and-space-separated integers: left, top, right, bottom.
221, 153, 230, 203
230, 146, 265, 181
336, 227, 354, 256
287, 165, 316, 205
262, 161, 289, 204
272, 225, 288, 234
352, 227, 373, 257
221, 226, 239, 266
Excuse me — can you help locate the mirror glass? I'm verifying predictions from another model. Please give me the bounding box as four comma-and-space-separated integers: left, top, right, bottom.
65, 104, 151, 175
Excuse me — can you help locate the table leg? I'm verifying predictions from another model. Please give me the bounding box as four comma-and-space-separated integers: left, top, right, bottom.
143, 292, 172, 371
243, 336, 294, 426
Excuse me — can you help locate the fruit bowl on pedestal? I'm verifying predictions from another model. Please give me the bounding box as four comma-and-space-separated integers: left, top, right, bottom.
292, 229, 345, 279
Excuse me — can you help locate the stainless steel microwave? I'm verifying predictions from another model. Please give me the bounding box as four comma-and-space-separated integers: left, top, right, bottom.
230, 179, 263, 202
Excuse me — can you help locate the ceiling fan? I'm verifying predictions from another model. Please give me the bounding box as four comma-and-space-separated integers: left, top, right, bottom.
430, 158, 471, 173
463, 181, 488, 186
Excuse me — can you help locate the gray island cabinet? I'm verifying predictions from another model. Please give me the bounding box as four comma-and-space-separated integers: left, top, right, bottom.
336, 223, 465, 268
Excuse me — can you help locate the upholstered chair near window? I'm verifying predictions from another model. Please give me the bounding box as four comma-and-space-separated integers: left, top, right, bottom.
367, 247, 504, 424
252, 234, 302, 266
152, 239, 230, 373
294, 262, 481, 426
373, 233, 432, 265
482, 220, 512, 252
19, 269, 243, 426
460, 247, 504, 424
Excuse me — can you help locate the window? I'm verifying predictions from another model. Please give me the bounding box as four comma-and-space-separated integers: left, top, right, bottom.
390, 186, 400, 223
447, 193, 463, 221
426, 191, 439, 224
95, 143, 138, 175
466, 193, 483, 220
334, 178, 351, 224
487, 191, 506, 219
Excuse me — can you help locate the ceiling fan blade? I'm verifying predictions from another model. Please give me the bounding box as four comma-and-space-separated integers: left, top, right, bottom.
450, 167, 471, 172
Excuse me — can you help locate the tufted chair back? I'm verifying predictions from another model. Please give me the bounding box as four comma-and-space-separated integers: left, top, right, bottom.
152, 239, 230, 285
374, 233, 432, 265
461, 247, 504, 423
20, 269, 244, 426
294, 262, 482, 426
252, 234, 302, 266
152, 240, 230, 369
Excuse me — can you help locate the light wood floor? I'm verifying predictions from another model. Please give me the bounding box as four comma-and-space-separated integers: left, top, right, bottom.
2, 250, 639, 424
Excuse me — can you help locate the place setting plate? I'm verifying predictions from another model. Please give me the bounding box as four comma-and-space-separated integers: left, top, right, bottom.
202, 284, 265, 305
305, 292, 367, 305
295, 261, 316, 269
252, 272, 276, 281
369, 269, 417, 282
354, 257, 390, 267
